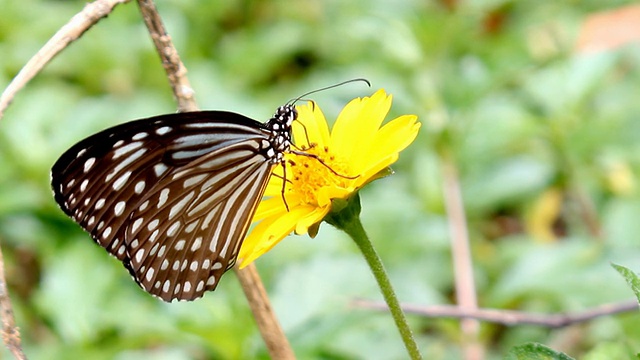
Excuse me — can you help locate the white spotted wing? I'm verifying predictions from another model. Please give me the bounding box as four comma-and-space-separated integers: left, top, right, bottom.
51, 110, 293, 301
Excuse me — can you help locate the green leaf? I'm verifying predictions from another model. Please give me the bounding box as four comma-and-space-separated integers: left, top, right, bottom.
505, 343, 575, 360
612, 263, 640, 305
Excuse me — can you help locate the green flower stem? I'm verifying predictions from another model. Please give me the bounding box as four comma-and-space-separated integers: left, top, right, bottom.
326, 194, 423, 360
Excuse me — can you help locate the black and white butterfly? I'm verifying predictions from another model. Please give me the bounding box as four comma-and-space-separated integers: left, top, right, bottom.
51, 105, 297, 302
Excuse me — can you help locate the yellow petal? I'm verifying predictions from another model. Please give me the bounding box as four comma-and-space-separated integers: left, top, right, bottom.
360, 115, 420, 175
294, 206, 330, 234
252, 197, 287, 222
358, 154, 399, 188
238, 205, 316, 267
293, 102, 331, 149
331, 90, 391, 161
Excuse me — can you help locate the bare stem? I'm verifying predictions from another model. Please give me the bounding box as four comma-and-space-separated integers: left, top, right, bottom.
0, 247, 27, 360
0, 0, 131, 121
441, 153, 484, 360
136, 1, 294, 357
236, 265, 295, 359
136, 0, 196, 112
353, 299, 638, 328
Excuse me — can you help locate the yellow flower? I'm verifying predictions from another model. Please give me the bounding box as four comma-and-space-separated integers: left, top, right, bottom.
237, 89, 420, 268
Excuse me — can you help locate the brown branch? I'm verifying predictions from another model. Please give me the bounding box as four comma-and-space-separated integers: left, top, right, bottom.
0, 247, 27, 360
236, 265, 296, 359
352, 299, 639, 328
441, 153, 484, 360
136, 0, 196, 112
0, 0, 131, 121
135, 1, 294, 358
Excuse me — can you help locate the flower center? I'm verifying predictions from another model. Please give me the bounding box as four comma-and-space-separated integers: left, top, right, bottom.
286, 144, 351, 206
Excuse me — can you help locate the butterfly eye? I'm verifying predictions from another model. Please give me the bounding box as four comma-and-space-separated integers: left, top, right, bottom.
51, 108, 296, 302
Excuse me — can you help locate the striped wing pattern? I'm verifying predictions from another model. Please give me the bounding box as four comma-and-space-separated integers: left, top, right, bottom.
51, 110, 292, 301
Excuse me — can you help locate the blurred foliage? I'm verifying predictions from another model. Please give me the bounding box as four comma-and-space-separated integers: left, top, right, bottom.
2, 0, 640, 359
505, 342, 575, 360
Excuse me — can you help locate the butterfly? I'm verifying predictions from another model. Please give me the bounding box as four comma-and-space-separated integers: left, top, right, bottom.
51, 105, 297, 302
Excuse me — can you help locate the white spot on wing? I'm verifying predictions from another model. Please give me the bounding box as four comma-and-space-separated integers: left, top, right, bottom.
167, 221, 181, 237
149, 229, 160, 243
154, 163, 168, 177
114, 201, 126, 216
135, 249, 145, 263
134, 180, 146, 194
156, 126, 172, 135
95, 198, 106, 210
146, 267, 155, 282
169, 191, 195, 219
185, 222, 198, 233
106, 148, 147, 182
113, 141, 142, 159
191, 237, 202, 251
158, 188, 170, 207
132, 132, 148, 140
149, 243, 159, 256
83, 158, 96, 173
183, 174, 207, 188
131, 217, 144, 234
112, 171, 132, 191
80, 179, 89, 192
148, 219, 159, 231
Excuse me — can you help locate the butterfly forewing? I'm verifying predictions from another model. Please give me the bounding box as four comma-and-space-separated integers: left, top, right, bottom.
51, 110, 290, 301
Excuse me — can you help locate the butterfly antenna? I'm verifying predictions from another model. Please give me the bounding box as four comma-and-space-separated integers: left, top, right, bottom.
288, 78, 371, 105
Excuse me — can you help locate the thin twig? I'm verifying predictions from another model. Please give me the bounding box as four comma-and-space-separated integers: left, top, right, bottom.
352, 299, 639, 328
441, 153, 484, 360
0, 0, 131, 121
236, 264, 296, 360
136, 1, 294, 358
0, 247, 27, 360
136, 0, 196, 112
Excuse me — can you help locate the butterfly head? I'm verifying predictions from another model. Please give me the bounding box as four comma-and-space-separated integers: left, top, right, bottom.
273, 104, 298, 128
265, 105, 297, 162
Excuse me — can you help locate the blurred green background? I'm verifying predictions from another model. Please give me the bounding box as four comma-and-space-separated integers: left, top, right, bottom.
2, 0, 640, 359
